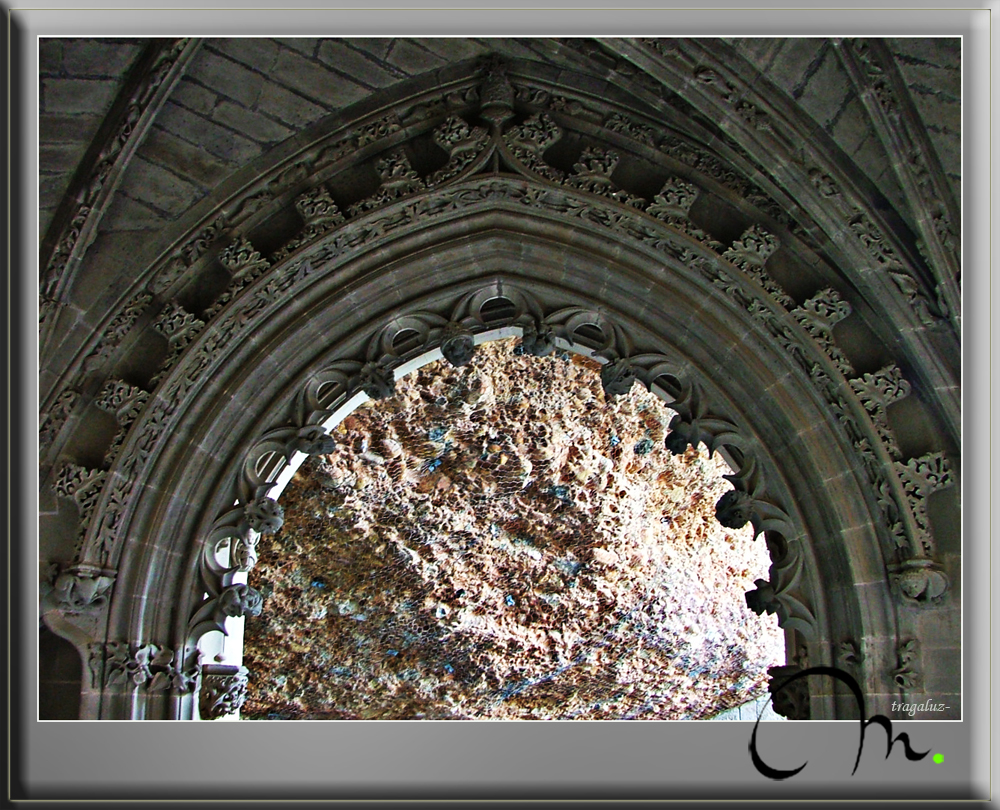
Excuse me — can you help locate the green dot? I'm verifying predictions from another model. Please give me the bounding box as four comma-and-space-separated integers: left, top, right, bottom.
933, 753, 944, 764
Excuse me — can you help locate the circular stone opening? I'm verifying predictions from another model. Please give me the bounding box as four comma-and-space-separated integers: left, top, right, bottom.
242, 339, 784, 719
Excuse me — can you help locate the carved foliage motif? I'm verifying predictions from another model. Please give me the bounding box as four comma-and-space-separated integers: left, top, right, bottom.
82, 290, 154, 373
95, 380, 151, 465
791, 288, 854, 375
849, 365, 911, 458
103, 641, 200, 692
894, 452, 954, 556
54, 464, 108, 535
47, 564, 116, 614
349, 150, 426, 216
428, 116, 490, 187
39, 388, 81, 452
199, 665, 250, 719
892, 639, 921, 691
502, 113, 565, 182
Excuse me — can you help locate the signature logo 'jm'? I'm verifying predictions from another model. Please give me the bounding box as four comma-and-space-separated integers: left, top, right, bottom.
749, 666, 931, 780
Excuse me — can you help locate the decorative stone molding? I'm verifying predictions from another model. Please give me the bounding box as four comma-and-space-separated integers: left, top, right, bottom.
566, 146, 644, 207
190, 583, 265, 641
767, 664, 810, 720
502, 113, 564, 181
82, 290, 154, 374
721, 225, 793, 308
54, 464, 107, 539
349, 150, 426, 216
791, 288, 854, 375
604, 111, 656, 146
203, 237, 272, 320
271, 186, 345, 262
599, 358, 638, 398
837, 639, 864, 670
39, 388, 80, 454
199, 665, 250, 720
95, 380, 150, 466
149, 302, 206, 386
479, 55, 515, 128
849, 365, 911, 459
428, 115, 491, 187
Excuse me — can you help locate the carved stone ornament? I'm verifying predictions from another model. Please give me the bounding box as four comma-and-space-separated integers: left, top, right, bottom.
199, 664, 250, 720
767, 664, 810, 720
244, 496, 284, 534
49, 565, 116, 614
358, 361, 396, 400
440, 323, 476, 367
890, 559, 949, 606
104, 641, 200, 692
290, 426, 336, 456
479, 55, 515, 127
519, 321, 557, 357
218, 584, 264, 619
600, 358, 637, 398
744, 578, 779, 616
892, 639, 921, 690
715, 488, 754, 530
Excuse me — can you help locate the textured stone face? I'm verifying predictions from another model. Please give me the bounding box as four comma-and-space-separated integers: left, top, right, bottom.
243, 340, 782, 720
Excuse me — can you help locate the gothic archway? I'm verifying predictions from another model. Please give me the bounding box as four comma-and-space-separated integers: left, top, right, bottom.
39, 45, 959, 721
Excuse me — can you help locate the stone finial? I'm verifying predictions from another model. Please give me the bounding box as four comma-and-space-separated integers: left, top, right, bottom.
479, 55, 514, 127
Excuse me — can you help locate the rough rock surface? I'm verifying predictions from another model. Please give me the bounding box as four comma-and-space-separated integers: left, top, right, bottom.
243, 340, 784, 720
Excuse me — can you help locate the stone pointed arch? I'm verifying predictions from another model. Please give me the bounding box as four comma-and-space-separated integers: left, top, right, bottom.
39, 40, 960, 721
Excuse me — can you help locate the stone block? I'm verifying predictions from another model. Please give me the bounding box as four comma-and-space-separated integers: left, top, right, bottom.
385, 39, 448, 75
142, 125, 238, 188
38, 39, 63, 73
171, 78, 220, 116
43, 78, 119, 115
122, 156, 207, 217
796, 49, 851, 129
61, 39, 144, 77
271, 47, 370, 108
766, 39, 825, 97
207, 37, 280, 72
98, 190, 170, 233
186, 48, 265, 108
415, 38, 490, 64
39, 143, 85, 175
316, 40, 404, 88
154, 102, 262, 165
211, 100, 293, 145
39, 113, 103, 144
256, 81, 328, 129
830, 95, 869, 155
273, 37, 318, 57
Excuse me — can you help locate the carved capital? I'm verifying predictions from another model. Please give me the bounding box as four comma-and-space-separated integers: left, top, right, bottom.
48, 564, 116, 614
199, 664, 250, 720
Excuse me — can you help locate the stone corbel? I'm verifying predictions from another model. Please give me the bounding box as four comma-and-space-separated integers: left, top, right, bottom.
889, 558, 949, 606
199, 664, 250, 720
